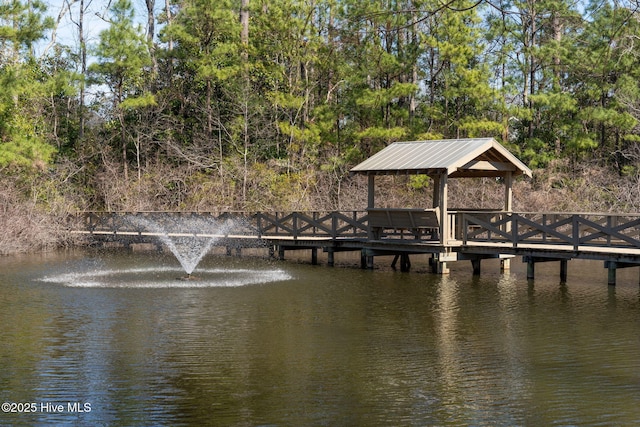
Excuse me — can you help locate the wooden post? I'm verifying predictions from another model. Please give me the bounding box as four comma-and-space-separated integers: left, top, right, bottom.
432, 174, 441, 242
502, 171, 513, 267
527, 258, 535, 280
432, 174, 440, 208
607, 261, 616, 286
504, 171, 513, 212
437, 173, 448, 245
327, 248, 335, 267
432, 253, 450, 274
311, 248, 318, 265
368, 174, 375, 240
560, 259, 568, 282
434, 260, 449, 274
368, 174, 375, 209
400, 253, 411, 272
471, 258, 481, 275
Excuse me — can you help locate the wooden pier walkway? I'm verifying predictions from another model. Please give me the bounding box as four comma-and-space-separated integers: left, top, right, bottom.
71, 210, 640, 285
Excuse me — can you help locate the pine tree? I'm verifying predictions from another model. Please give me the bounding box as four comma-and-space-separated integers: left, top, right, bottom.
336, 0, 419, 157
0, 0, 55, 170
89, 0, 154, 181
568, 0, 639, 167
159, 0, 241, 160
421, 0, 502, 139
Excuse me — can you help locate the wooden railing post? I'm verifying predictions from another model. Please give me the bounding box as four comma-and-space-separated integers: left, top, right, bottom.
87, 212, 95, 234
461, 212, 467, 244
573, 215, 580, 251
331, 212, 338, 239
313, 212, 318, 236
448, 212, 456, 242
293, 212, 298, 240
256, 212, 262, 238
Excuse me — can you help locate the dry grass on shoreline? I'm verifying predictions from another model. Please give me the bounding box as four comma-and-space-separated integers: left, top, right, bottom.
0, 181, 79, 255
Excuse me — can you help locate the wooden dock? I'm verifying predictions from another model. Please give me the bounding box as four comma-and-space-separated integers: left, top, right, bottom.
70, 210, 640, 285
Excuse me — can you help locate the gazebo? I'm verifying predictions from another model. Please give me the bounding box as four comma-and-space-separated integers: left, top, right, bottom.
350, 138, 532, 248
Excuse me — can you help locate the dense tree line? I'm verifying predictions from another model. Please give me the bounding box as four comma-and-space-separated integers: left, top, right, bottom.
1, 0, 640, 214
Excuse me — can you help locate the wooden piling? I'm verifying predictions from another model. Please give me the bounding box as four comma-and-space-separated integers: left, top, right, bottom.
607, 262, 616, 286
327, 248, 335, 267
469, 258, 481, 275
526, 258, 535, 280
400, 254, 411, 272
524, 256, 572, 282
560, 259, 568, 282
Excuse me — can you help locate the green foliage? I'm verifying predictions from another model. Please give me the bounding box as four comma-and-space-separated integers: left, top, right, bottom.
414, 132, 444, 141
162, 0, 240, 83
355, 127, 408, 146
621, 165, 637, 177
0, 0, 53, 55
278, 121, 321, 147
356, 83, 419, 109
579, 107, 636, 131
89, 0, 151, 98
408, 175, 431, 190
458, 119, 505, 139
520, 138, 557, 168
119, 92, 157, 110
0, 1, 57, 171
0, 132, 55, 169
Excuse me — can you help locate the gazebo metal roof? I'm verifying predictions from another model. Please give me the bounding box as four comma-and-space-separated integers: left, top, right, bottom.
350, 138, 532, 178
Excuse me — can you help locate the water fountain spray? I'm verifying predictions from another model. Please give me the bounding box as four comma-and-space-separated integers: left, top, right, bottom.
128, 214, 235, 278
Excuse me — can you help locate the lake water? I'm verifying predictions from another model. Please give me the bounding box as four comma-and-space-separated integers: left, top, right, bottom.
1, 249, 639, 426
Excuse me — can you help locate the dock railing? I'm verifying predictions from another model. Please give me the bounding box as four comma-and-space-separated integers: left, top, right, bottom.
249, 211, 369, 239
455, 211, 640, 251
76, 211, 370, 240
75, 210, 640, 252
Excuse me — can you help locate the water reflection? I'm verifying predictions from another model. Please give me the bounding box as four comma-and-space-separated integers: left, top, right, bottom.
434, 274, 530, 425
1, 252, 640, 425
